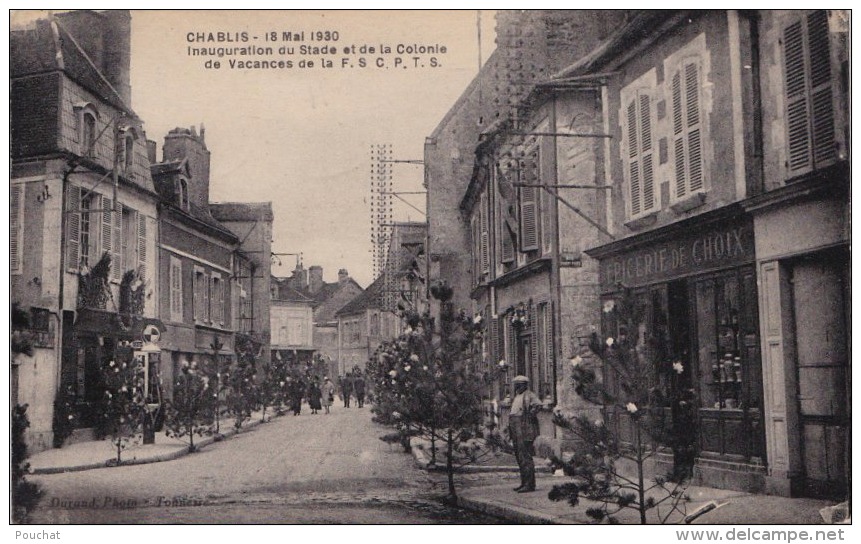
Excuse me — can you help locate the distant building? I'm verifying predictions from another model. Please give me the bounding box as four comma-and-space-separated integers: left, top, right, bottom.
275, 263, 363, 376
270, 277, 315, 367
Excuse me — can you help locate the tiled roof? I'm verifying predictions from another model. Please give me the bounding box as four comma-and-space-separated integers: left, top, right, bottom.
273, 284, 314, 303
335, 276, 384, 317
11, 16, 135, 115
210, 202, 274, 222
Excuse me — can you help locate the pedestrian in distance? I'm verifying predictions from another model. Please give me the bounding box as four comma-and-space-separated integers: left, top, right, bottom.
288, 377, 303, 416
354, 373, 366, 408
321, 376, 335, 414
308, 376, 323, 415
508, 375, 541, 493
341, 372, 353, 408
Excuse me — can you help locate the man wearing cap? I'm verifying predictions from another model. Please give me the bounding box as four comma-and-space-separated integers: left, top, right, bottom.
509, 375, 541, 492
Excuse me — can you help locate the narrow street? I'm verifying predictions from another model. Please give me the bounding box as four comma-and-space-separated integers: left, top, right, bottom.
29, 405, 502, 523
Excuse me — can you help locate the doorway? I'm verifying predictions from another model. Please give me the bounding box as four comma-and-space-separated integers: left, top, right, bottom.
790, 251, 849, 499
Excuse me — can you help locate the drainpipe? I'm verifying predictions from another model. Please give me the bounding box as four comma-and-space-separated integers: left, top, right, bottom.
550, 96, 562, 413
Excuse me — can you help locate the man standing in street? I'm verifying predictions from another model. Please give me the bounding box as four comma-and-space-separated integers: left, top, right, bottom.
354, 372, 366, 408
509, 375, 541, 493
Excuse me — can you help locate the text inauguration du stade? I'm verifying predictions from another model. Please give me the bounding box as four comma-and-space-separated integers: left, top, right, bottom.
186, 31, 447, 55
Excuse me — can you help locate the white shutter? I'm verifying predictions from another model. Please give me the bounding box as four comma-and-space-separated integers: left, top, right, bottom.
626, 92, 656, 218
66, 186, 81, 271
480, 192, 489, 274
111, 202, 122, 281
671, 60, 704, 199
10, 185, 23, 274
137, 213, 147, 280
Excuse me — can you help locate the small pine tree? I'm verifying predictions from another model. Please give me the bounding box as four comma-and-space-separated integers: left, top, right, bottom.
369, 282, 502, 499
12, 404, 43, 524
164, 361, 215, 452
226, 358, 258, 430
549, 289, 695, 524
101, 353, 148, 465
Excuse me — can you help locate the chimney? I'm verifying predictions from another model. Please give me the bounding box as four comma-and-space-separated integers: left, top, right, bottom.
146, 140, 157, 164
338, 269, 349, 284
290, 263, 307, 292
102, 10, 132, 106
162, 127, 211, 207
309, 266, 324, 294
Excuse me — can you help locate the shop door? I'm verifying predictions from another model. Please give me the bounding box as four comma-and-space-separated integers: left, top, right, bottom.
791, 258, 849, 499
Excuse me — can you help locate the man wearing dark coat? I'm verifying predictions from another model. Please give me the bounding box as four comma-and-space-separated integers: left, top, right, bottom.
353, 374, 366, 408
340, 373, 353, 408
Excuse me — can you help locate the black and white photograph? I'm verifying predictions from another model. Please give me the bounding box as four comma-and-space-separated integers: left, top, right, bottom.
7, 8, 852, 533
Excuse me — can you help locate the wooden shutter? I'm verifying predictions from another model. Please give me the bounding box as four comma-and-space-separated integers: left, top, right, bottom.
137, 213, 147, 281
545, 302, 554, 401
10, 185, 22, 273
500, 190, 515, 263
672, 61, 703, 198
785, 11, 835, 177
490, 313, 500, 365
193, 268, 201, 322
101, 196, 112, 268
109, 202, 122, 281
518, 155, 539, 252
480, 192, 489, 274
530, 304, 540, 395
628, 99, 642, 215
66, 186, 81, 271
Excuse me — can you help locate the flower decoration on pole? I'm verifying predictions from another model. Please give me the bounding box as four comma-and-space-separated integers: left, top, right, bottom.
508, 303, 530, 328
672, 361, 684, 375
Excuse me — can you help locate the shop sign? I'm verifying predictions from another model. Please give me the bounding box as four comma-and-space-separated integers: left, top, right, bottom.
600, 218, 754, 290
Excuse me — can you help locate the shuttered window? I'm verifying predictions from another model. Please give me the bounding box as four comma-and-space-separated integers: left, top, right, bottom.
110, 202, 122, 281
783, 10, 836, 178
671, 60, 705, 200
480, 191, 490, 275
101, 196, 113, 273
193, 267, 205, 323
471, 215, 480, 285
170, 257, 183, 322
625, 90, 657, 217
518, 151, 540, 252
138, 214, 147, 281
66, 186, 81, 271
211, 274, 224, 326
10, 185, 24, 274
498, 166, 516, 264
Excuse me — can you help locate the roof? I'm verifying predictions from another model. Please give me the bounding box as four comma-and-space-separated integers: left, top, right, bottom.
150, 159, 188, 178
552, 11, 686, 79
10, 13, 136, 116
335, 276, 384, 317
272, 283, 314, 304
210, 202, 274, 222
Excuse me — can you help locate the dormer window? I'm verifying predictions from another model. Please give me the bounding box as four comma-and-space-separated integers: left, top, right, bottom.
74, 102, 100, 158
124, 133, 135, 172
176, 178, 189, 211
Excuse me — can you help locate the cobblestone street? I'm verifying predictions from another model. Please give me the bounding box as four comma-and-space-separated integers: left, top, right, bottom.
29, 405, 503, 523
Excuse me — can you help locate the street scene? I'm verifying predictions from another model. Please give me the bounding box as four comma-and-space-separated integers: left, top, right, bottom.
9, 9, 852, 530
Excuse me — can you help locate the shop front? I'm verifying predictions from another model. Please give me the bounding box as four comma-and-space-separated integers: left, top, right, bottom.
587, 207, 766, 492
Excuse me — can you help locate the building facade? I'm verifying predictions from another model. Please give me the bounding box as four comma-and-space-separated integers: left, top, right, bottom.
270, 277, 315, 366
151, 127, 240, 400
426, 9, 849, 498
10, 10, 160, 450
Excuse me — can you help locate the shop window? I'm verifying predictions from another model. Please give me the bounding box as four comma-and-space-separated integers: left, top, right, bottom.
783, 10, 837, 178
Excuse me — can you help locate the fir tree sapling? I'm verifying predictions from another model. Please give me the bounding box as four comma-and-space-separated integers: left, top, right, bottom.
164, 361, 215, 453
549, 289, 696, 524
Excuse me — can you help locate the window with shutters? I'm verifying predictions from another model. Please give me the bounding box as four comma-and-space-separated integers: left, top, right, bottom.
169, 257, 183, 322
624, 90, 658, 218
10, 185, 24, 274
193, 267, 205, 323
479, 191, 490, 276
470, 215, 479, 285
211, 274, 224, 326
783, 10, 837, 179
670, 59, 705, 201
121, 206, 136, 277
123, 133, 135, 173
517, 150, 540, 252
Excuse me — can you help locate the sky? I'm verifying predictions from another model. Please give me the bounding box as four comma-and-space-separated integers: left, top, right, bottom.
120, 10, 497, 288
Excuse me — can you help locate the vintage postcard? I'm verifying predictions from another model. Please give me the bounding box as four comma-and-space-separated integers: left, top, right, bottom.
8, 8, 851, 535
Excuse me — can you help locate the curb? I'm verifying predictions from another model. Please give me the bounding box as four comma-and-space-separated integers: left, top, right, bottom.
455, 494, 570, 524
410, 442, 552, 474
31, 416, 270, 475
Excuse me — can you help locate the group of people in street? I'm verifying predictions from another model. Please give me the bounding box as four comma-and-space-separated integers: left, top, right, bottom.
282, 368, 369, 415
338, 369, 366, 408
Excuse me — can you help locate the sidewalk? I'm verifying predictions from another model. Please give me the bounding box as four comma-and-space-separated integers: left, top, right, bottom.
453, 475, 837, 525
408, 445, 840, 525
28, 411, 272, 474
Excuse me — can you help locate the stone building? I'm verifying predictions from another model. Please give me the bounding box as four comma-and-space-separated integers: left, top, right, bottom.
426, 9, 849, 498
10, 10, 160, 450
151, 127, 240, 400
